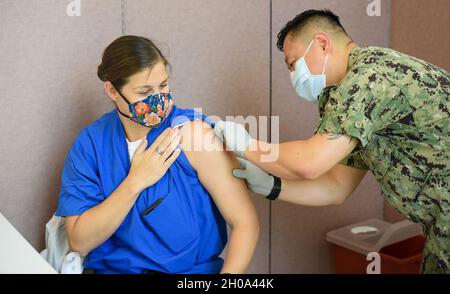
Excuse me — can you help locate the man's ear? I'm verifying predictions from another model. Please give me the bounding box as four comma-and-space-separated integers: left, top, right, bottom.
104, 81, 118, 102
313, 32, 332, 54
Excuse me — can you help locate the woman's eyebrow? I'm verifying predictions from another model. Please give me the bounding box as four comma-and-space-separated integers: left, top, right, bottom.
133, 77, 169, 90
132, 84, 150, 90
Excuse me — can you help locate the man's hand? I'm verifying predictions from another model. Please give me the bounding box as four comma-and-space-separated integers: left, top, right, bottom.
214, 121, 255, 158
233, 158, 274, 196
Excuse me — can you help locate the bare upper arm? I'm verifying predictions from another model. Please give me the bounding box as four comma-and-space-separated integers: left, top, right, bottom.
179, 121, 259, 228
64, 215, 79, 247
302, 132, 359, 178
326, 163, 367, 204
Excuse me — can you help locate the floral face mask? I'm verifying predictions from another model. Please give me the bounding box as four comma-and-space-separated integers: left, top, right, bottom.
115, 89, 173, 128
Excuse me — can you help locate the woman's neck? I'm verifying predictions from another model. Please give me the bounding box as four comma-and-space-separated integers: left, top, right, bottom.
118, 111, 151, 142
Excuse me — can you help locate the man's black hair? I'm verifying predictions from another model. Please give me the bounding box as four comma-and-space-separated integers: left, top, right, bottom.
276, 9, 348, 51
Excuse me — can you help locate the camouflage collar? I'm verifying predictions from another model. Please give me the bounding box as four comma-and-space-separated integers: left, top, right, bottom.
348, 46, 363, 69
318, 86, 335, 115
318, 46, 363, 114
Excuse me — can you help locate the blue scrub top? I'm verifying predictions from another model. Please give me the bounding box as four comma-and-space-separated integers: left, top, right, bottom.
55, 105, 227, 274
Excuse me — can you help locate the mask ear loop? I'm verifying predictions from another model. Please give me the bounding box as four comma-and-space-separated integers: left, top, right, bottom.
115, 88, 132, 105
322, 54, 329, 75
305, 40, 329, 75
114, 87, 133, 118
303, 40, 314, 57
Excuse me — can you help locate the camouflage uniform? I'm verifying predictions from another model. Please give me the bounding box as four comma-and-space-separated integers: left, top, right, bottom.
315, 46, 450, 273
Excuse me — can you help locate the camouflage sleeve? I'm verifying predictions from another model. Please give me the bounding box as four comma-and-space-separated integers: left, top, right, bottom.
339, 151, 368, 169
316, 65, 410, 148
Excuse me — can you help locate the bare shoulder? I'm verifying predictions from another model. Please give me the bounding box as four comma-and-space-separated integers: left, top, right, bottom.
178, 120, 223, 153
177, 120, 225, 170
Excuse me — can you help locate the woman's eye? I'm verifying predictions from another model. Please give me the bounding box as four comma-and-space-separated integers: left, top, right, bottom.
160, 84, 168, 89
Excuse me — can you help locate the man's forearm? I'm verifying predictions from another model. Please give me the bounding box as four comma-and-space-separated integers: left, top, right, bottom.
245, 133, 358, 181
277, 164, 367, 206
245, 140, 306, 180
279, 177, 343, 206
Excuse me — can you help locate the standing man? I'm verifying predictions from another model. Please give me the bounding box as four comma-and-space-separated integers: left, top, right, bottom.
214, 10, 449, 273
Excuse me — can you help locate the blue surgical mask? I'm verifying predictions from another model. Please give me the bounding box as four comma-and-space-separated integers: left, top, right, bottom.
290, 40, 329, 103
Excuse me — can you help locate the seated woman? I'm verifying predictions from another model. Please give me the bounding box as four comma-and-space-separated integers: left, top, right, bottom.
55, 35, 259, 274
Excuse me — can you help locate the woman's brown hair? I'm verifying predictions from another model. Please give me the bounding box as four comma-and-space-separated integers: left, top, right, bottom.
97, 35, 169, 91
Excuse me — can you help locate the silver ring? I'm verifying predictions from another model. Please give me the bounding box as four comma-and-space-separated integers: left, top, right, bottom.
156, 147, 164, 156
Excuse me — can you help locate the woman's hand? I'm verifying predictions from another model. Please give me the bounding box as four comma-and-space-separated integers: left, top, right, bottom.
66, 128, 182, 257
127, 128, 182, 194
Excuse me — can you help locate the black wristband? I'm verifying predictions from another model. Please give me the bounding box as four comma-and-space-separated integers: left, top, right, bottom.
266, 175, 281, 200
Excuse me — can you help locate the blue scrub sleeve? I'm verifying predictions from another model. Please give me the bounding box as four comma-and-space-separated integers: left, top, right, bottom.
55, 130, 104, 217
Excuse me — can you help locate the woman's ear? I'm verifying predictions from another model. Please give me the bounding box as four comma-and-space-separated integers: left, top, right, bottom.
104, 81, 117, 102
